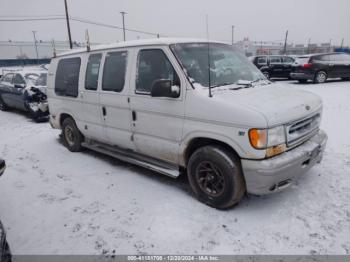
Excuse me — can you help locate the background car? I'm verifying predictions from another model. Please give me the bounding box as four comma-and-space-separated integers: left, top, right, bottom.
291, 53, 350, 83
0, 68, 49, 121
249, 55, 295, 79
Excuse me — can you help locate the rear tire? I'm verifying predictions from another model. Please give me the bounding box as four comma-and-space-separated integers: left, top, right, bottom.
61, 118, 84, 152
187, 145, 246, 209
298, 79, 308, 84
0, 97, 8, 111
314, 71, 327, 83
262, 71, 270, 79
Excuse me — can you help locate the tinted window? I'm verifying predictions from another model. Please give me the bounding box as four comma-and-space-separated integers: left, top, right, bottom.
102, 51, 127, 92
339, 53, 350, 61
14, 74, 26, 85
257, 57, 267, 64
2, 74, 13, 83
55, 57, 81, 97
269, 57, 282, 63
85, 53, 102, 90
136, 49, 180, 94
312, 55, 330, 62
329, 54, 345, 61
283, 57, 294, 63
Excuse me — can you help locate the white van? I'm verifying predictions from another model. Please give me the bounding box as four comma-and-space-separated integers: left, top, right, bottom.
47, 38, 327, 209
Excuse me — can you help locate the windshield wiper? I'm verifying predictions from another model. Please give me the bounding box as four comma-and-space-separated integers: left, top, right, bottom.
210, 82, 235, 89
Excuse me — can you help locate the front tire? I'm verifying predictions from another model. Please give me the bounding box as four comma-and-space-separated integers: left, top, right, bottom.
187, 145, 246, 209
314, 71, 327, 83
61, 118, 84, 152
262, 71, 270, 79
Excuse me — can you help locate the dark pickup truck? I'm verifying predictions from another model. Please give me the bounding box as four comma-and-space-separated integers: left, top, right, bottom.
249, 55, 295, 79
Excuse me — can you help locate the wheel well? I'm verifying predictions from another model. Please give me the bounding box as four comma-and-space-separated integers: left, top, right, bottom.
184, 138, 240, 166
59, 113, 74, 127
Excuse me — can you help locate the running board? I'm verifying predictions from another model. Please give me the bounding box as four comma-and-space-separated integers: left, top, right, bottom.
82, 141, 180, 178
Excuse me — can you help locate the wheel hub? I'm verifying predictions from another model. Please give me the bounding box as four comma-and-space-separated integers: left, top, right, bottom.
64, 126, 75, 146
196, 161, 226, 197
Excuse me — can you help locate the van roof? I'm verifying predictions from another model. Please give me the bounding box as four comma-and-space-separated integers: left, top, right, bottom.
56, 38, 228, 57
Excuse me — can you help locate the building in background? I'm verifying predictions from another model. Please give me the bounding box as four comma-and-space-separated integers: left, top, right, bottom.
234, 37, 341, 56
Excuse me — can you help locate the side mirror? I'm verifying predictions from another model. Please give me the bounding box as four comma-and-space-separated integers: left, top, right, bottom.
151, 79, 180, 98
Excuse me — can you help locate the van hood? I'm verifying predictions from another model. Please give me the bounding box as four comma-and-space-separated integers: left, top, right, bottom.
213, 83, 322, 127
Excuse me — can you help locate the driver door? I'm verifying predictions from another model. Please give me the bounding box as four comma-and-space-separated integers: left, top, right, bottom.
129, 47, 185, 165
12, 73, 27, 110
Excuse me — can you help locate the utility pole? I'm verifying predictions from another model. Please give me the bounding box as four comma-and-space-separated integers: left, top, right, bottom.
32, 31, 39, 60
340, 38, 344, 49
120, 11, 127, 41
329, 38, 332, 52
64, 0, 73, 49
283, 30, 288, 55
231, 25, 235, 45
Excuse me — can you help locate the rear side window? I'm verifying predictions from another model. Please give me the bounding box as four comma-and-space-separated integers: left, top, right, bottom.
102, 51, 127, 92
329, 54, 343, 61
283, 57, 294, 64
269, 57, 282, 64
55, 57, 81, 97
312, 55, 329, 62
85, 53, 102, 90
257, 57, 267, 64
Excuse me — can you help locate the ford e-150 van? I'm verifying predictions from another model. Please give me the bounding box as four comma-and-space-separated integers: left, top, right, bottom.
47, 38, 327, 209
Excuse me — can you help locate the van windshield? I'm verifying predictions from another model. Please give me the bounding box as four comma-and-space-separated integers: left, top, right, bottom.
170, 43, 266, 88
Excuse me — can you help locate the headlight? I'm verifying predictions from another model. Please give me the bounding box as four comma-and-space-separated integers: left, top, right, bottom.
249, 126, 287, 158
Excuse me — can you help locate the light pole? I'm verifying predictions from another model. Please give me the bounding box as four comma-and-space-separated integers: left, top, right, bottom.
32, 31, 39, 60
231, 25, 235, 45
64, 0, 73, 49
120, 11, 127, 41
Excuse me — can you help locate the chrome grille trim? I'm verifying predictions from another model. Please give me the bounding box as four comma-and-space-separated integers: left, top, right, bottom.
286, 114, 321, 146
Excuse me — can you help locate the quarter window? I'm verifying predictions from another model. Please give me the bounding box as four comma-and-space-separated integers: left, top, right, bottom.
85, 53, 102, 90
136, 49, 180, 94
55, 57, 81, 97
102, 51, 127, 92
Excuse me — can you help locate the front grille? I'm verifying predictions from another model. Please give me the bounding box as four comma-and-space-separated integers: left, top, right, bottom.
286, 114, 321, 146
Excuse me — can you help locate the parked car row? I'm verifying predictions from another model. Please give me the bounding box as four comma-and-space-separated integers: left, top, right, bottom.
249, 53, 350, 84
0, 67, 49, 121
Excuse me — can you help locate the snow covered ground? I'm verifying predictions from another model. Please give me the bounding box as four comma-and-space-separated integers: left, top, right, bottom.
0, 80, 350, 255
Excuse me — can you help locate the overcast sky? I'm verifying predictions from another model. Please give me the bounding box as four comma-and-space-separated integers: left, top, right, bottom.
0, 0, 350, 46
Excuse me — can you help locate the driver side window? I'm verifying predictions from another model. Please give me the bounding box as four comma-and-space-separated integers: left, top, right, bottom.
136, 49, 180, 94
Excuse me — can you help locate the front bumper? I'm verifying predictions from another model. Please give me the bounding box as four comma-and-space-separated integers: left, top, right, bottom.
241, 130, 327, 195
290, 72, 314, 80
